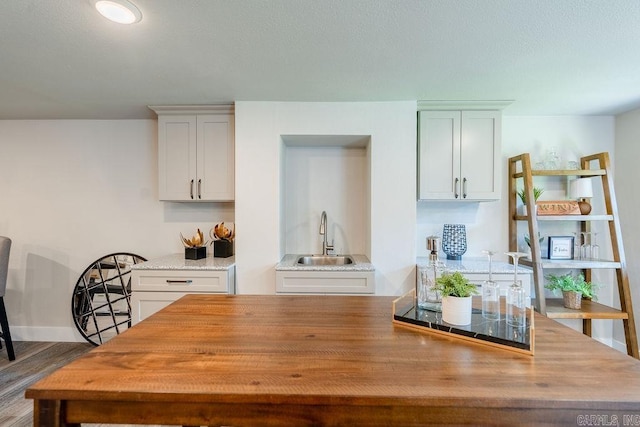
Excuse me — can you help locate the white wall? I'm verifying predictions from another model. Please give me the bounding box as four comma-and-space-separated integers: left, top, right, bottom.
0, 120, 233, 341
283, 144, 368, 256
235, 102, 417, 296
614, 107, 640, 352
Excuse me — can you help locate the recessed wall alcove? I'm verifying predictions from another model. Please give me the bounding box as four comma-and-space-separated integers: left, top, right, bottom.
280, 135, 371, 258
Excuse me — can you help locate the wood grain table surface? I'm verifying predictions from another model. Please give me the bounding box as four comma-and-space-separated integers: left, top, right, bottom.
26, 294, 640, 426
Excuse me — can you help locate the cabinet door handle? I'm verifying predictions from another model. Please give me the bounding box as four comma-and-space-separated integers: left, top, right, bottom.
462, 177, 468, 199
454, 178, 460, 199
190, 179, 194, 199
166, 280, 193, 284
198, 179, 202, 199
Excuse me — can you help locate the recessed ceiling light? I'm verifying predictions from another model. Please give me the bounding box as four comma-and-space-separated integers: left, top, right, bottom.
93, 0, 142, 24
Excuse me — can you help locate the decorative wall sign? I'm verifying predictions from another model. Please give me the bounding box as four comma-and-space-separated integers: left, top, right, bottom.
536, 200, 581, 215
548, 236, 574, 260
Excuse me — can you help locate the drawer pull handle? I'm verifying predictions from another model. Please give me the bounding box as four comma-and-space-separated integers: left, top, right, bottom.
166, 280, 193, 284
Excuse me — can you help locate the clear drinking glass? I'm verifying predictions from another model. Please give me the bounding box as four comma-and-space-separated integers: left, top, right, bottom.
581, 232, 591, 260
544, 147, 560, 170
591, 232, 599, 260
573, 232, 581, 260
482, 250, 500, 320
505, 252, 528, 328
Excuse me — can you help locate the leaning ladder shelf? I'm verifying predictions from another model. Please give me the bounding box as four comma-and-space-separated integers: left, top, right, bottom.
508, 152, 639, 359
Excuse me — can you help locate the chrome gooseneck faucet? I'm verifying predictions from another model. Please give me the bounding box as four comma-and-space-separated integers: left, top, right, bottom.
319, 211, 334, 255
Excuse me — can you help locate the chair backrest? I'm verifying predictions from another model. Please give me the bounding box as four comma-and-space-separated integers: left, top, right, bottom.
0, 236, 11, 297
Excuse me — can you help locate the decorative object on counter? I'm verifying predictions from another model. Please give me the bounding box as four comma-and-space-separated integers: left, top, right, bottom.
432, 271, 478, 325
210, 222, 235, 258
393, 292, 534, 356
181, 229, 207, 260
442, 224, 467, 260
505, 252, 528, 328
545, 273, 599, 310
547, 236, 574, 260
418, 236, 446, 312
569, 177, 593, 215
516, 186, 544, 216
535, 200, 581, 216
481, 250, 500, 321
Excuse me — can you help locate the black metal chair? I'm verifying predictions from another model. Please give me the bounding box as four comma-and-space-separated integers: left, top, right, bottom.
0, 236, 15, 361
71, 253, 146, 346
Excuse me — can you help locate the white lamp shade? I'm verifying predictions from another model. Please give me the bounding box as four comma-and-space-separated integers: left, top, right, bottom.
570, 178, 593, 199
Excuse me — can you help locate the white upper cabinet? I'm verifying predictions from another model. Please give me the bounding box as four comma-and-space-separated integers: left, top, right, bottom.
418, 109, 501, 201
152, 105, 234, 201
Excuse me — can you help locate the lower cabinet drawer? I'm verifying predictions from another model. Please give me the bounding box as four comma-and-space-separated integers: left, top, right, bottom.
132, 269, 230, 293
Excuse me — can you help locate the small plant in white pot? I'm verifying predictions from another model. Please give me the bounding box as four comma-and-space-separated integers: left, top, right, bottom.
433, 271, 479, 325
517, 187, 544, 216
545, 273, 598, 310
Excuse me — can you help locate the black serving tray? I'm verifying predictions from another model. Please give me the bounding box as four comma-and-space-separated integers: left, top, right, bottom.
392, 292, 535, 356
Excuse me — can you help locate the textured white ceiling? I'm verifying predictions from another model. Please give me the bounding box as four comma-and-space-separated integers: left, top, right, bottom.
1, 0, 639, 119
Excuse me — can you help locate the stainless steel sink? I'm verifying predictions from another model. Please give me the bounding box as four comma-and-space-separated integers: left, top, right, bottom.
296, 255, 354, 266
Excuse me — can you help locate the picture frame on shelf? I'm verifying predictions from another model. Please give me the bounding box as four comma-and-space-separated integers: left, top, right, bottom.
548, 236, 574, 260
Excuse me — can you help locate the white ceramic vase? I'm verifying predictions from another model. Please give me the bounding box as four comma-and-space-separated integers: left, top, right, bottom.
442, 296, 473, 325
520, 205, 537, 216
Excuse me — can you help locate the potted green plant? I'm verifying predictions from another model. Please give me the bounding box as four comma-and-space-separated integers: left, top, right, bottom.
517, 187, 544, 215
545, 273, 598, 309
432, 271, 479, 325
524, 232, 544, 258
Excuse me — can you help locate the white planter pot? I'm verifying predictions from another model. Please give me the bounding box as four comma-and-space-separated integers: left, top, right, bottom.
442, 296, 473, 325
520, 205, 537, 216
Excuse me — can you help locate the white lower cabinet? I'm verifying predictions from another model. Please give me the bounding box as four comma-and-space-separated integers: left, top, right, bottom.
275, 270, 375, 294
131, 268, 235, 324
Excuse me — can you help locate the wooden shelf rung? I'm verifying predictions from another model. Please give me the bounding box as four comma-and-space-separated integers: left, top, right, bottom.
542, 299, 628, 320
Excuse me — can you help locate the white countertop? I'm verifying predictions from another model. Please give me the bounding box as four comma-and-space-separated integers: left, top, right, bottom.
132, 253, 235, 271
416, 257, 531, 274
276, 254, 375, 272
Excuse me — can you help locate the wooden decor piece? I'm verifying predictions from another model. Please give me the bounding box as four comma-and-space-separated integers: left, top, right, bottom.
536, 200, 581, 216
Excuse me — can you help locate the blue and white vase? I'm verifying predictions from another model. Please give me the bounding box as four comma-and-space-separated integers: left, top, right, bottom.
442, 224, 467, 260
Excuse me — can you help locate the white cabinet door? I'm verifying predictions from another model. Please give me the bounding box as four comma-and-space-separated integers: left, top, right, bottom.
131, 291, 189, 324
418, 110, 501, 201
156, 110, 234, 201
418, 111, 460, 200
460, 111, 501, 200
198, 114, 234, 201
158, 115, 197, 201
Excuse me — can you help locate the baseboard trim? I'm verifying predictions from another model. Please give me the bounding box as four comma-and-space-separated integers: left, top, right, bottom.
612, 337, 628, 354
10, 326, 85, 342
